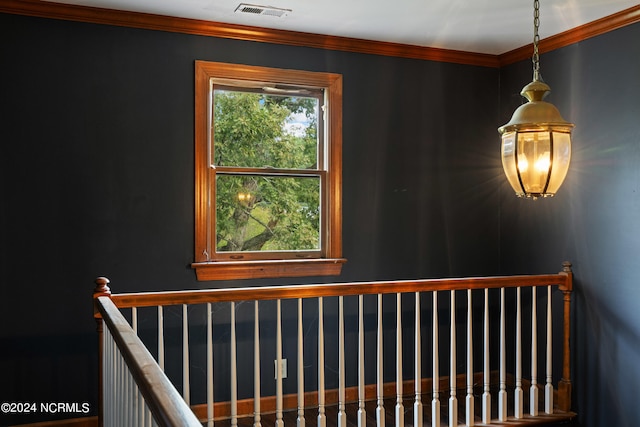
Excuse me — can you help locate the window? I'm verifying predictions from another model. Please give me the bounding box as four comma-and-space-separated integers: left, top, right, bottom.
193, 61, 345, 280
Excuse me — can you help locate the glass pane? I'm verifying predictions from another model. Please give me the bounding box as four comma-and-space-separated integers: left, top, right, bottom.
501, 132, 523, 194
216, 174, 321, 252
517, 131, 551, 194
213, 89, 319, 169
546, 132, 572, 194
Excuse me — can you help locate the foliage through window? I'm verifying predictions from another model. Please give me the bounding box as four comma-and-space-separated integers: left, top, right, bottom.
193, 61, 344, 280
214, 87, 321, 254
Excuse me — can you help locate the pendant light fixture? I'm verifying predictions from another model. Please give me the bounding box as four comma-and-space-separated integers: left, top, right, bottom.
498, 0, 574, 199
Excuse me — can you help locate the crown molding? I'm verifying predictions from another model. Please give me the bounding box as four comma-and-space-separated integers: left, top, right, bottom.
2, 1, 639, 68
0, 0, 499, 67
499, 4, 640, 66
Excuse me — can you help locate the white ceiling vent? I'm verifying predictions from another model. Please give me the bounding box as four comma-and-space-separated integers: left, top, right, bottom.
234, 3, 291, 18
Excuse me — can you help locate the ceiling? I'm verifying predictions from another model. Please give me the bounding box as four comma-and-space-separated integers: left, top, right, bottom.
44, 0, 639, 55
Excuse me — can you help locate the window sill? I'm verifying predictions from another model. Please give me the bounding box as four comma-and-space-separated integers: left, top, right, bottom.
192, 258, 347, 281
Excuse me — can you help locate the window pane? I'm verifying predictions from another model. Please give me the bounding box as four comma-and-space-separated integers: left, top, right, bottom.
216, 174, 321, 252
213, 90, 319, 170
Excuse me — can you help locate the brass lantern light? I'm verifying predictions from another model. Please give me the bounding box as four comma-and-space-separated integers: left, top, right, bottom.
498, 0, 574, 199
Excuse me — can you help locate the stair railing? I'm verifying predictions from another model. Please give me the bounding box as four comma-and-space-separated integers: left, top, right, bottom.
94, 261, 574, 427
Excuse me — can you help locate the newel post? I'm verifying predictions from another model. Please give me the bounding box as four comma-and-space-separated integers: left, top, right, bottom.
558, 262, 573, 412
93, 277, 111, 427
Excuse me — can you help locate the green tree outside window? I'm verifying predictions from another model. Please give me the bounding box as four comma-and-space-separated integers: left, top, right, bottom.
213, 89, 322, 253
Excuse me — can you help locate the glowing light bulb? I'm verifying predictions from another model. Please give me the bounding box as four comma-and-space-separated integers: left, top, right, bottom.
535, 153, 550, 173
518, 156, 529, 172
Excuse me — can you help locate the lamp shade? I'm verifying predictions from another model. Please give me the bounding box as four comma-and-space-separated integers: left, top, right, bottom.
499, 80, 574, 199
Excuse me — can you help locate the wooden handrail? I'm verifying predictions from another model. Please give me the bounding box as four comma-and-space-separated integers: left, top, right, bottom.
96, 296, 202, 427
109, 271, 571, 308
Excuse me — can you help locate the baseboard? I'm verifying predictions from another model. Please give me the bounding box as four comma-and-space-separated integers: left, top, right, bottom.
191, 371, 503, 420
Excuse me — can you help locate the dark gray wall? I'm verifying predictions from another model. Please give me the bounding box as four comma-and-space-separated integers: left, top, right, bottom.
0, 13, 501, 424
499, 24, 640, 427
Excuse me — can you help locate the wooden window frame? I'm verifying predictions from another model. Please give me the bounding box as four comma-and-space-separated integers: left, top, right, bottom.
192, 61, 345, 281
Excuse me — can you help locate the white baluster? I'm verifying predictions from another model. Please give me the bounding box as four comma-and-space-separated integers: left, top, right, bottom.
132, 372, 139, 427
103, 329, 108, 427
515, 287, 523, 419
125, 367, 132, 426
297, 299, 305, 427
207, 303, 214, 427
111, 330, 117, 427
133, 373, 140, 427
545, 285, 554, 414
432, 291, 440, 427
118, 353, 128, 425
158, 306, 164, 371
118, 351, 124, 425
121, 352, 127, 426
275, 299, 283, 427
102, 326, 107, 426
130, 363, 136, 426
145, 405, 153, 427
127, 368, 134, 427
115, 345, 121, 424
135, 376, 142, 427
396, 293, 405, 427
498, 288, 507, 422
466, 289, 474, 427
104, 328, 111, 427
111, 332, 116, 427
376, 294, 385, 427
111, 341, 115, 427
338, 296, 347, 427
121, 352, 126, 427
137, 382, 144, 427
133, 373, 139, 427
108, 339, 113, 427
183, 304, 190, 405
116, 350, 126, 424
132, 307, 138, 333
358, 295, 367, 427
123, 353, 129, 425
103, 328, 110, 426
114, 351, 118, 426
127, 368, 133, 426
255, 301, 262, 427
531, 286, 539, 416
318, 297, 326, 427
449, 290, 457, 427
231, 301, 238, 427
414, 292, 423, 427
482, 288, 491, 424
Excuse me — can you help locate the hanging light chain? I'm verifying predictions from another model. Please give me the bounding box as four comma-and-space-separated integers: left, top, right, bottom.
532, 0, 541, 81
